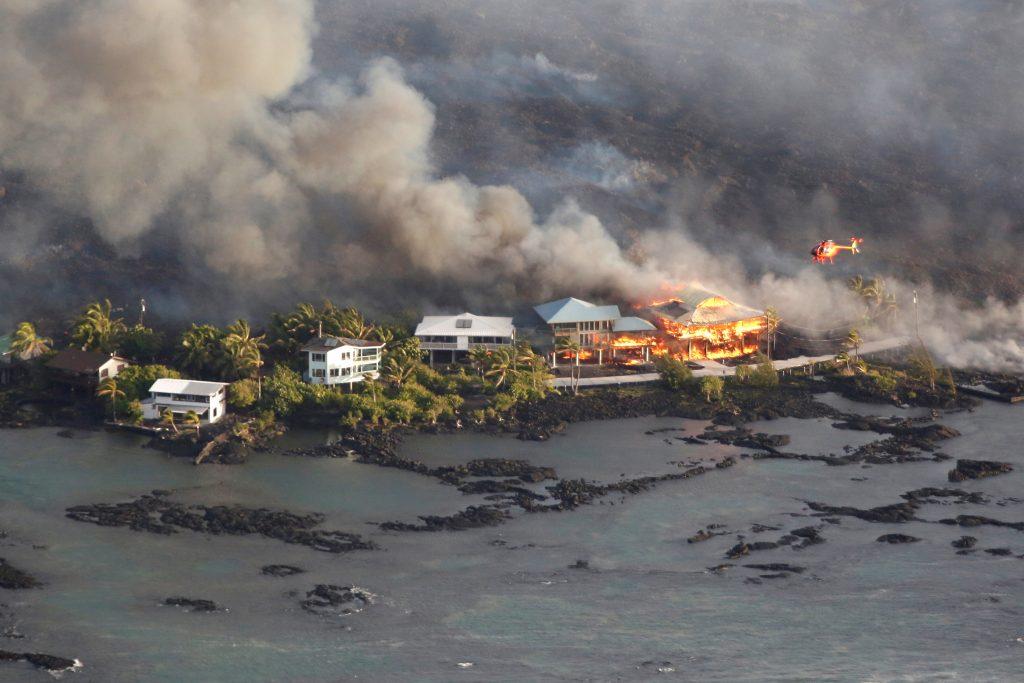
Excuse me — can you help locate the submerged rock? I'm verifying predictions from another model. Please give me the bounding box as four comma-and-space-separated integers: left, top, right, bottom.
0, 559, 41, 590
301, 584, 373, 616
948, 459, 1013, 482
951, 536, 977, 549
743, 563, 806, 574
0, 650, 80, 672
163, 597, 220, 612
877, 534, 921, 544
261, 564, 306, 577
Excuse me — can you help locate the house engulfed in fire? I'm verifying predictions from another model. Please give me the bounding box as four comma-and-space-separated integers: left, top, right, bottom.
534, 288, 766, 364
645, 287, 766, 361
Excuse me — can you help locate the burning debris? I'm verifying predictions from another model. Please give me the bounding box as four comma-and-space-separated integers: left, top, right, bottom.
644, 288, 766, 361
811, 237, 863, 264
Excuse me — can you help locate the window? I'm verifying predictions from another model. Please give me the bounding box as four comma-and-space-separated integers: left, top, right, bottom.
311, 353, 326, 362
100, 368, 109, 378
329, 368, 339, 377
212, 408, 217, 418
455, 319, 473, 329
312, 369, 325, 378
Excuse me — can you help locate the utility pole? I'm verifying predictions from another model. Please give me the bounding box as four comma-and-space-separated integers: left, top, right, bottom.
912, 290, 920, 343
139, 298, 147, 327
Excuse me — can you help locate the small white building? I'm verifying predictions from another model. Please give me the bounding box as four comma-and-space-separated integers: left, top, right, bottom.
142, 378, 229, 424
301, 336, 385, 386
414, 312, 515, 366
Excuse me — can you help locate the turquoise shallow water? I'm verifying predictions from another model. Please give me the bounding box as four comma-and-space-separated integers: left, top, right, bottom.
0, 399, 1022, 682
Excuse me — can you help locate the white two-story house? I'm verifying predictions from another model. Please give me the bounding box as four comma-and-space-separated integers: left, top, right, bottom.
142, 378, 229, 424
414, 312, 515, 366
301, 336, 385, 387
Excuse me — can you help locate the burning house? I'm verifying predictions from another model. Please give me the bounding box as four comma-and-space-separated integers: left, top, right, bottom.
645, 287, 766, 361
534, 288, 766, 365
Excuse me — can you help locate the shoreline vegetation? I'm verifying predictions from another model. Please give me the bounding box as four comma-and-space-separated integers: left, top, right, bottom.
0, 297, 1006, 461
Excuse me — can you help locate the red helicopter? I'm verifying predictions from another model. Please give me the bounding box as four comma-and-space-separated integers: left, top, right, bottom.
811, 237, 863, 264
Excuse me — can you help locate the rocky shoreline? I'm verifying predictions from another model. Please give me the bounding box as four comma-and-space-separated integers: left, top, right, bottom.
65, 490, 377, 554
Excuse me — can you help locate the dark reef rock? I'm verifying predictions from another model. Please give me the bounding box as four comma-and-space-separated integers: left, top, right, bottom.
901, 488, 987, 505
261, 564, 306, 577
66, 493, 377, 553
951, 536, 977, 549
463, 459, 557, 482
725, 542, 750, 559
938, 515, 1024, 531
0, 650, 79, 672
380, 505, 509, 532
301, 584, 373, 616
807, 501, 919, 523
984, 547, 1013, 556
947, 459, 1013, 482
788, 526, 826, 549
877, 533, 921, 544
0, 560, 41, 590
567, 559, 591, 570
456, 479, 546, 499
743, 563, 806, 574
163, 597, 220, 612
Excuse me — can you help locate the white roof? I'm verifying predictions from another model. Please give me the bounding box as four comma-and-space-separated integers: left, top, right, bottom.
414, 312, 514, 337
534, 298, 621, 324
148, 378, 229, 396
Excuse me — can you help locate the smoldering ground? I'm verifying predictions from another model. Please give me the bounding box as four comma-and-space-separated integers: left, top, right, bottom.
1, 1, 1022, 369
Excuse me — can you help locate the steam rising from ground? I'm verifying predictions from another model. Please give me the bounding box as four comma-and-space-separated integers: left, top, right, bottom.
1, 0, 1022, 371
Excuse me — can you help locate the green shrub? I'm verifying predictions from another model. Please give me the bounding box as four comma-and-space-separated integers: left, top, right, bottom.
229, 379, 258, 409
747, 354, 779, 389
700, 375, 725, 402
654, 356, 693, 390
116, 364, 182, 402
260, 365, 304, 417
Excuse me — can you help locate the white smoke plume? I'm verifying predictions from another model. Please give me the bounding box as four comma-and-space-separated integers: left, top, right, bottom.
1, 1, 1022, 372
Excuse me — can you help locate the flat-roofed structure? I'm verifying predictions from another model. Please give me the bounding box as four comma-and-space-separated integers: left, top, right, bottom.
414, 312, 515, 366
142, 378, 229, 424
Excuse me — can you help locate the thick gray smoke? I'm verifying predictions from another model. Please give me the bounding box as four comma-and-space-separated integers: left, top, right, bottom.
1, 0, 1022, 371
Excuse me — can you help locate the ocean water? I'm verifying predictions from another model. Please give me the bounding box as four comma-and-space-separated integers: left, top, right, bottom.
0, 394, 1022, 682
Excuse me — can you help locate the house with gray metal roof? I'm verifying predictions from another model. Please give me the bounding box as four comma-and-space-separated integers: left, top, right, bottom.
142, 378, 230, 425
414, 312, 515, 366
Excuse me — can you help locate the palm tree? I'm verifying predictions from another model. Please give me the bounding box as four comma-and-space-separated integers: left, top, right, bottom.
380, 352, 418, 389
10, 322, 52, 360
844, 328, 862, 365
70, 299, 126, 352
222, 320, 268, 396
763, 307, 781, 360
176, 324, 225, 377
184, 410, 201, 435
847, 275, 866, 297
96, 377, 125, 422
468, 346, 492, 378
270, 302, 321, 354
909, 345, 938, 392
339, 308, 375, 340
161, 409, 179, 434
484, 347, 516, 388
555, 337, 583, 395
374, 326, 396, 347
